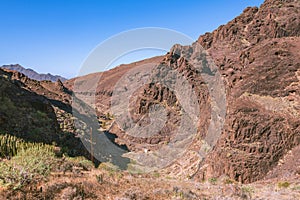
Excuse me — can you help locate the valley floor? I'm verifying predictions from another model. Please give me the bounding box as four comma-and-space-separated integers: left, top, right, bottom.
1, 166, 299, 200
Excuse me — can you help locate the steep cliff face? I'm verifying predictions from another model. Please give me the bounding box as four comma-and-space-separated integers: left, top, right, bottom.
0, 68, 60, 143
0, 68, 88, 158
194, 0, 300, 183
66, 0, 300, 183
198, 0, 300, 50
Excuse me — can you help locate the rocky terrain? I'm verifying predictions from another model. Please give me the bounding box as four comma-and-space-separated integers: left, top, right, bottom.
0, 68, 87, 157
1, 64, 67, 82
195, 0, 300, 183
1, 165, 300, 200
0, 0, 299, 199
64, 0, 300, 184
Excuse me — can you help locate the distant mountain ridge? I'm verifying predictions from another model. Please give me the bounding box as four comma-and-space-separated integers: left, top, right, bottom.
1, 64, 67, 82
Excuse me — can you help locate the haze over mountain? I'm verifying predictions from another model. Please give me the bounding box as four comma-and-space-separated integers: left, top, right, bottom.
1, 64, 67, 82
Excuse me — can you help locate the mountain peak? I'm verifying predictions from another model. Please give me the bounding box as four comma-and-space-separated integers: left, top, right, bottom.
198, 0, 300, 50
1, 64, 67, 82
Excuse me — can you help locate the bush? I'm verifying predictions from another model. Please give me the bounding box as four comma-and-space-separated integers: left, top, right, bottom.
278, 181, 290, 188
224, 178, 235, 184
0, 134, 54, 158
153, 171, 160, 178
0, 145, 57, 189
0, 134, 20, 158
63, 156, 94, 171
0, 97, 15, 112
0, 134, 96, 189
241, 186, 254, 194
292, 185, 300, 191
98, 162, 120, 172
208, 177, 218, 184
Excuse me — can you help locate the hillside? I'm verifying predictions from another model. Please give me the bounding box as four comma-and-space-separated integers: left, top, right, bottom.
0, 0, 299, 199
63, 0, 300, 184
0, 68, 88, 158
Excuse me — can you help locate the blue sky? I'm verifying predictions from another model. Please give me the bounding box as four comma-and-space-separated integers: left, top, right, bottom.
0, 0, 264, 78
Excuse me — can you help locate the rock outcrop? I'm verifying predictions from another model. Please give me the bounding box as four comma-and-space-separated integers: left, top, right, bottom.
194, 0, 300, 183
0, 68, 87, 157
64, 0, 300, 183
0, 0, 299, 185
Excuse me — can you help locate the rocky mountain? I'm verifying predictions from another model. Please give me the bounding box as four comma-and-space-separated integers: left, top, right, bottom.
64, 0, 300, 183
0, 68, 88, 158
0, 68, 59, 144
195, 0, 300, 183
0, 0, 299, 198
1, 64, 67, 82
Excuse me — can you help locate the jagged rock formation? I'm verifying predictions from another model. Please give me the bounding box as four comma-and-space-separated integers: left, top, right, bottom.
0, 68, 86, 157
0, 0, 298, 185
0, 68, 60, 143
64, 0, 300, 183
195, 0, 300, 183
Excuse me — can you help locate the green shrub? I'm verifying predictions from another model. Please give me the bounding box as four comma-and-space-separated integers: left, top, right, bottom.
241, 186, 254, 194
0, 134, 20, 158
64, 156, 94, 171
36, 110, 48, 118
98, 162, 120, 172
153, 171, 160, 178
0, 145, 57, 189
292, 185, 300, 191
224, 178, 235, 184
208, 177, 218, 184
54, 156, 94, 174
0, 97, 15, 112
278, 181, 290, 188
0, 134, 54, 158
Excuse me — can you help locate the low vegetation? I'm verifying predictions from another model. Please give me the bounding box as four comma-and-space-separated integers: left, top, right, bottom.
278, 181, 290, 188
208, 177, 218, 185
0, 145, 57, 189
0, 133, 94, 190
0, 134, 54, 158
